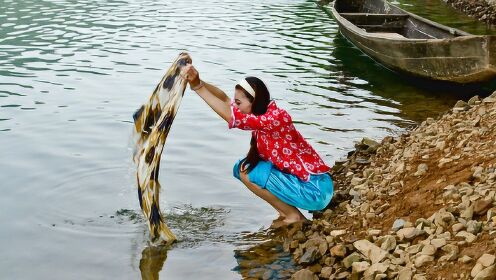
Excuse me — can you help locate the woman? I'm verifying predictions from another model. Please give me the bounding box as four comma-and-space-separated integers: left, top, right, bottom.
181, 64, 333, 227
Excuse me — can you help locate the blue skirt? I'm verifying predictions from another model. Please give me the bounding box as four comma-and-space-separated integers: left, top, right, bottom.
233, 159, 333, 211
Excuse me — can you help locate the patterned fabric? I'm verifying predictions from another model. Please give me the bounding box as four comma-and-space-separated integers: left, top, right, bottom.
228, 100, 330, 181
132, 53, 190, 244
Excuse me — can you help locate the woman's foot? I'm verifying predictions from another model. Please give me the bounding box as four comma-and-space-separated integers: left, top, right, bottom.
281, 213, 307, 226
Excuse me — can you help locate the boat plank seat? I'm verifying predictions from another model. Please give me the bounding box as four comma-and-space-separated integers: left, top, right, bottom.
368, 32, 406, 39
340, 13, 409, 26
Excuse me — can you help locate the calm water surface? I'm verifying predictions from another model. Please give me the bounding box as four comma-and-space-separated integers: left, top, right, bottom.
0, 0, 493, 279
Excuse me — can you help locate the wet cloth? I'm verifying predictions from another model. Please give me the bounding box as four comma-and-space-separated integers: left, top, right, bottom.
233, 159, 333, 211
132, 53, 190, 244
228, 100, 330, 181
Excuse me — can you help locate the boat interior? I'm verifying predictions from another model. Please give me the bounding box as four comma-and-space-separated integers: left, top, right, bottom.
335, 0, 467, 39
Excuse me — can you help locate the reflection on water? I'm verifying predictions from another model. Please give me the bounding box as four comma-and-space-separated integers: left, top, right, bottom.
1, 0, 494, 279
140, 246, 169, 280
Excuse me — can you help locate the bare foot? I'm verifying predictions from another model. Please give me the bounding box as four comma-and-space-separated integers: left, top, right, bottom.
281, 214, 307, 226
270, 219, 286, 229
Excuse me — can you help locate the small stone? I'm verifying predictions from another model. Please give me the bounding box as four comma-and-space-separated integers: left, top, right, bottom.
392, 218, 406, 231
330, 244, 347, 257
352, 261, 370, 274
420, 244, 436, 256
472, 263, 485, 278
431, 238, 447, 249
377, 235, 396, 252
335, 271, 350, 279
459, 255, 473, 264
414, 163, 428, 176
353, 239, 387, 264
320, 267, 333, 278
299, 247, 321, 265
330, 229, 347, 237
439, 244, 459, 262
452, 223, 465, 232
474, 265, 496, 280
415, 255, 434, 267
343, 252, 362, 268
467, 220, 483, 234
397, 227, 424, 241
474, 199, 493, 216
477, 254, 496, 267
364, 262, 388, 277
291, 268, 316, 280
398, 268, 413, 280
434, 209, 455, 228
456, 231, 477, 243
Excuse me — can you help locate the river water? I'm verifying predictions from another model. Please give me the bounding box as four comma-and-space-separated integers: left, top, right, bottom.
0, 0, 494, 279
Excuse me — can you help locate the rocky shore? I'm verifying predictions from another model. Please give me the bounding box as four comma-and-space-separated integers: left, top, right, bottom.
282, 91, 496, 280
443, 0, 496, 24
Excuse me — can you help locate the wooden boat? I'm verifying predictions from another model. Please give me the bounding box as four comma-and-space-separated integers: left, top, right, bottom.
323, 0, 496, 84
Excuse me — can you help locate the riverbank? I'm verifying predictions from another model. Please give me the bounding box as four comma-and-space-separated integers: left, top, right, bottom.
444, 0, 496, 24
283, 91, 496, 280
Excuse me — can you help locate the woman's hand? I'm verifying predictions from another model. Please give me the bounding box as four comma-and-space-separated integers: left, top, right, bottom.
181, 64, 201, 89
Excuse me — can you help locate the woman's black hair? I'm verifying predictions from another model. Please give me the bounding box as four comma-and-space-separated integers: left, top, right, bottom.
235, 77, 271, 173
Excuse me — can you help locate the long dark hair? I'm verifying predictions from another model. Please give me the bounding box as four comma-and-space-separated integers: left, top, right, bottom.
236, 77, 271, 173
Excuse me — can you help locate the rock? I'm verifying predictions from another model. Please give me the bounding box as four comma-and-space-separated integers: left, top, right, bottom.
431, 238, 447, 249
467, 220, 483, 234
460, 205, 474, 220
434, 209, 455, 228
343, 252, 362, 268
291, 268, 316, 280
420, 244, 436, 256
398, 268, 413, 280
468, 95, 480, 105
368, 229, 381, 236
472, 263, 485, 278
335, 271, 350, 279
414, 163, 428, 176
439, 244, 459, 262
299, 247, 321, 265
474, 265, 496, 280
477, 254, 496, 267
454, 100, 469, 110
352, 261, 370, 274
361, 137, 380, 152
363, 262, 388, 278
392, 219, 406, 231
353, 239, 387, 264
459, 255, 473, 264
474, 199, 493, 216
452, 223, 465, 232
456, 231, 477, 243
330, 229, 347, 237
377, 235, 396, 252
330, 244, 347, 257
397, 227, 425, 241
415, 255, 434, 267
320, 267, 333, 278
262, 270, 274, 280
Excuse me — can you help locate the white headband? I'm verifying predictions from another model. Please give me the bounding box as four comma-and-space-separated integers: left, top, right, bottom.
237, 79, 256, 98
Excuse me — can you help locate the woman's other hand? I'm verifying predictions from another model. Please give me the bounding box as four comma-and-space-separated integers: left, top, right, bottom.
181, 64, 201, 89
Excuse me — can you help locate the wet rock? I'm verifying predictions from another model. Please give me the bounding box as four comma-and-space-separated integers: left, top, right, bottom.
291, 268, 316, 280
361, 137, 380, 153
299, 247, 321, 265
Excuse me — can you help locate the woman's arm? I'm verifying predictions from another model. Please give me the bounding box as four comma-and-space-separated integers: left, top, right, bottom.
182, 64, 231, 122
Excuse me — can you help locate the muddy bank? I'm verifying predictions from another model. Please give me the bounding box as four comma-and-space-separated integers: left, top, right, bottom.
444, 0, 496, 24
280, 90, 496, 280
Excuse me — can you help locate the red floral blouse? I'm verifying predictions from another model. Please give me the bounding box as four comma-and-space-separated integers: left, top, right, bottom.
228, 100, 330, 181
